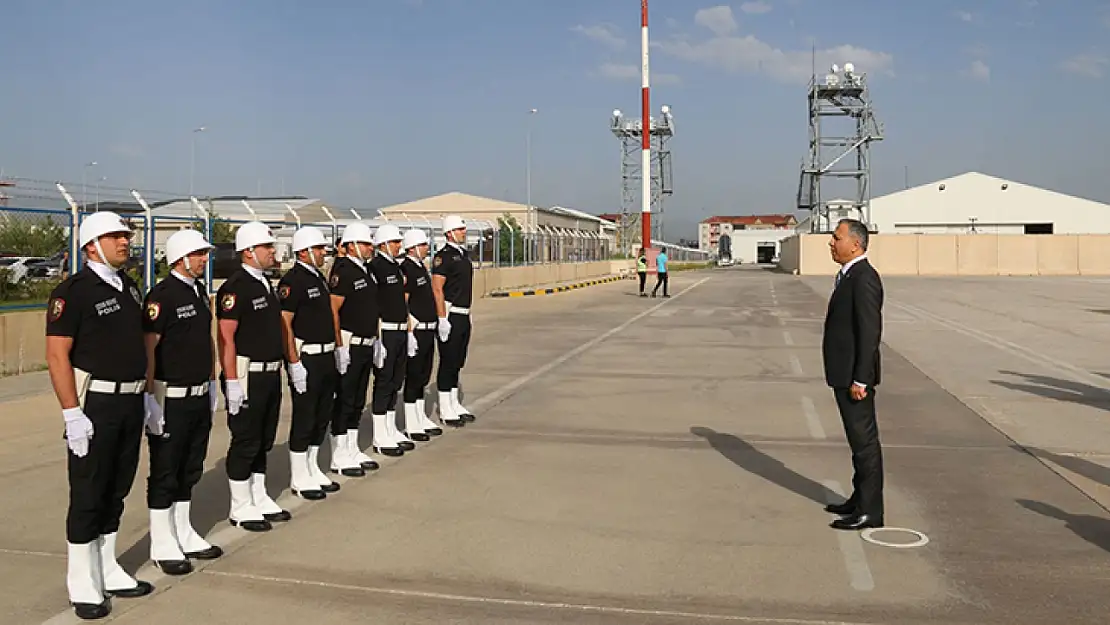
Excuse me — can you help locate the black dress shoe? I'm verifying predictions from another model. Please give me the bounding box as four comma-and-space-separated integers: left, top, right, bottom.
375, 446, 404, 457
830, 514, 883, 531
106, 580, 154, 598
155, 558, 193, 575
264, 509, 291, 522
292, 487, 327, 500
824, 501, 856, 515
73, 600, 111, 620
459, 412, 475, 422
407, 431, 431, 442
335, 466, 365, 477
185, 545, 224, 559
359, 459, 380, 470
320, 481, 340, 493
397, 440, 416, 451
230, 517, 272, 532
424, 426, 443, 436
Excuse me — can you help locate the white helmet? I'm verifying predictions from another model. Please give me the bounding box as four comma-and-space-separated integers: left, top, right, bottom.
235, 221, 276, 251
340, 221, 374, 245
442, 215, 466, 233
402, 228, 429, 250
165, 229, 213, 265
373, 223, 404, 246
78, 211, 131, 248
292, 226, 328, 252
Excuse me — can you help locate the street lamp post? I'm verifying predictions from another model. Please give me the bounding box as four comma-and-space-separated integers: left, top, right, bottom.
190, 126, 206, 198
82, 161, 97, 211
526, 107, 537, 264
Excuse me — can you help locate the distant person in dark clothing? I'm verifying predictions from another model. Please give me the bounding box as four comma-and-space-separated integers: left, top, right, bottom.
636, 248, 647, 296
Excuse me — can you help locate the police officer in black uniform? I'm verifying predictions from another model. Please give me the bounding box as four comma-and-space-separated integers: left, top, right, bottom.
278, 225, 341, 499
46, 211, 153, 620
400, 228, 446, 437
328, 221, 380, 474
215, 221, 290, 533
432, 214, 476, 426
368, 223, 416, 456
142, 229, 223, 576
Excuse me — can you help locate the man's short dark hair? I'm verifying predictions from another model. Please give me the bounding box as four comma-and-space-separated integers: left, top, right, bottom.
839, 218, 869, 251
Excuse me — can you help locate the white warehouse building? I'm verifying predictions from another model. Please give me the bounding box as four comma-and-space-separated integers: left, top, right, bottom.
868, 171, 1110, 235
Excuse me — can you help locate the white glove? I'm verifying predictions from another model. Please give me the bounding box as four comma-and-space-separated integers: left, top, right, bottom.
208, 379, 219, 412
288, 361, 308, 394
143, 392, 165, 436
63, 407, 94, 457
437, 317, 451, 342
225, 379, 245, 415
373, 338, 386, 369
407, 332, 418, 357
335, 346, 350, 375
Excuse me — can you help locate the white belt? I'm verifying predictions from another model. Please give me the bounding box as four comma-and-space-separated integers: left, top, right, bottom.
380, 322, 406, 331
448, 305, 470, 316
348, 335, 375, 346
164, 381, 210, 398
412, 321, 436, 330
247, 360, 282, 372
87, 379, 146, 395
300, 342, 335, 355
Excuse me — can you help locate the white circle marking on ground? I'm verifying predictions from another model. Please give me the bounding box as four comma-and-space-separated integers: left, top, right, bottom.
860, 527, 929, 549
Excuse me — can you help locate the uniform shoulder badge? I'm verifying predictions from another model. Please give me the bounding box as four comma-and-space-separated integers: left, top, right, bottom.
146, 301, 161, 320
130, 285, 142, 305
433, 256, 443, 267
47, 297, 65, 322
220, 293, 237, 311
330, 273, 340, 288
279, 284, 291, 299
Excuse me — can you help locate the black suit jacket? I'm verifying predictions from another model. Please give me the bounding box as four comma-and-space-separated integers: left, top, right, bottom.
822, 257, 883, 389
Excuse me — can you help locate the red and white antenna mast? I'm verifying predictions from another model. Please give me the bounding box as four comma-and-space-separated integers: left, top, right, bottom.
640, 0, 651, 251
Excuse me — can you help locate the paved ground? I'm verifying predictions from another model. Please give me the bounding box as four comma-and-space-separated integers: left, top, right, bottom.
3, 266, 1110, 624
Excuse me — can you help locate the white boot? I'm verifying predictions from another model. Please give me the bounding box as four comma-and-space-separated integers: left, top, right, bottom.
99, 532, 147, 594
451, 387, 474, 420
438, 391, 464, 427
416, 398, 442, 435
346, 428, 378, 469
330, 433, 364, 476
403, 403, 431, 441
307, 445, 339, 491
289, 450, 326, 499
387, 409, 415, 450
67, 540, 105, 606
371, 413, 404, 456
172, 501, 221, 557
249, 473, 290, 522
149, 508, 191, 574
229, 478, 272, 531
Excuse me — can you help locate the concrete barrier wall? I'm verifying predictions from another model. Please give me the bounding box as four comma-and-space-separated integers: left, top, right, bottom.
779, 233, 1110, 277
0, 260, 636, 376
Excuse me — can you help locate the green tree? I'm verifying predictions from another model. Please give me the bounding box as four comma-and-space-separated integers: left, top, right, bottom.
497, 213, 524, 264
0, 215, 68, 256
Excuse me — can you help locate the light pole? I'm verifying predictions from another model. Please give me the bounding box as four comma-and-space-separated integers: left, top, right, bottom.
95, 176, 107, 211
82, 161, 97, 210
526, 107, 538, 264
190, 126, 206, 197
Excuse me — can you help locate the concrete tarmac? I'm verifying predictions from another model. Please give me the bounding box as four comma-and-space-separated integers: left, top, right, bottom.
3, 266, 1110, 624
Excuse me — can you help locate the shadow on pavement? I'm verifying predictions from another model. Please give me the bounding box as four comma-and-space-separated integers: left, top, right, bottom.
990, 370, 1110, 412
1019, 445, 1110, 489
690, 426, 839, 504
1016, 499, 1110, 554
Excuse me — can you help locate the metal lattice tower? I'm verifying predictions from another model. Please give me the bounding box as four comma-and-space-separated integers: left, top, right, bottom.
609, 106, 674, 253
796, 62, 883, 233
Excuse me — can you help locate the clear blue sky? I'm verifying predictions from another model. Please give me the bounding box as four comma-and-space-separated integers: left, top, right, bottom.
1, 0, 1107, 239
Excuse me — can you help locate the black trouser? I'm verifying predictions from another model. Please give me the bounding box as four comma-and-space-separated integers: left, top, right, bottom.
146, 392, 211, 509
224, 369, 281, 481
652, 272, 669, 296
404, 329, 436, 403
288, 351, 338, 451
436, 313, 471, 392
833, 387, 884, 518
638, 271, 646, 293
371, 330, 407, 414
333, 342, 373, 435
66, 391, 144, 544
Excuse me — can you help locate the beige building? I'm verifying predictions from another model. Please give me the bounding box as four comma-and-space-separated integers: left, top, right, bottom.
376, 192, 616, 262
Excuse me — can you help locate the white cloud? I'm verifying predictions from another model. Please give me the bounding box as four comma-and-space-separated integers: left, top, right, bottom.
571, 24, 625, 50
966, 60, 990, 81
740, 1, 773, 14
597, 62, 681, 85
655, 34, 894, 85
1060, 52, 1108, 78
694, 6, 738, 36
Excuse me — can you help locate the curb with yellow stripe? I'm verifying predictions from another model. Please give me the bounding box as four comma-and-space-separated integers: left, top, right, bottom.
489, 274, 630, 298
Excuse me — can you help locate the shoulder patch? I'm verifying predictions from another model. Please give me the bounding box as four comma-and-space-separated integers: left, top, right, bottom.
130, 285, 142, 305
279, 284, 291, 299
146, 301, 161, 320
433, 256, 443, 267
220, 293, 237, 311
47, 297, 65, 322
330, 273, 340, 288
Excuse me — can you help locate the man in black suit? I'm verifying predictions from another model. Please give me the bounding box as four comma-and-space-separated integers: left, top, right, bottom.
821, 218, 885, 531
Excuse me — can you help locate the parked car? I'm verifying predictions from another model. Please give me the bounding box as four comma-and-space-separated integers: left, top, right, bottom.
0, 256, 46, 283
